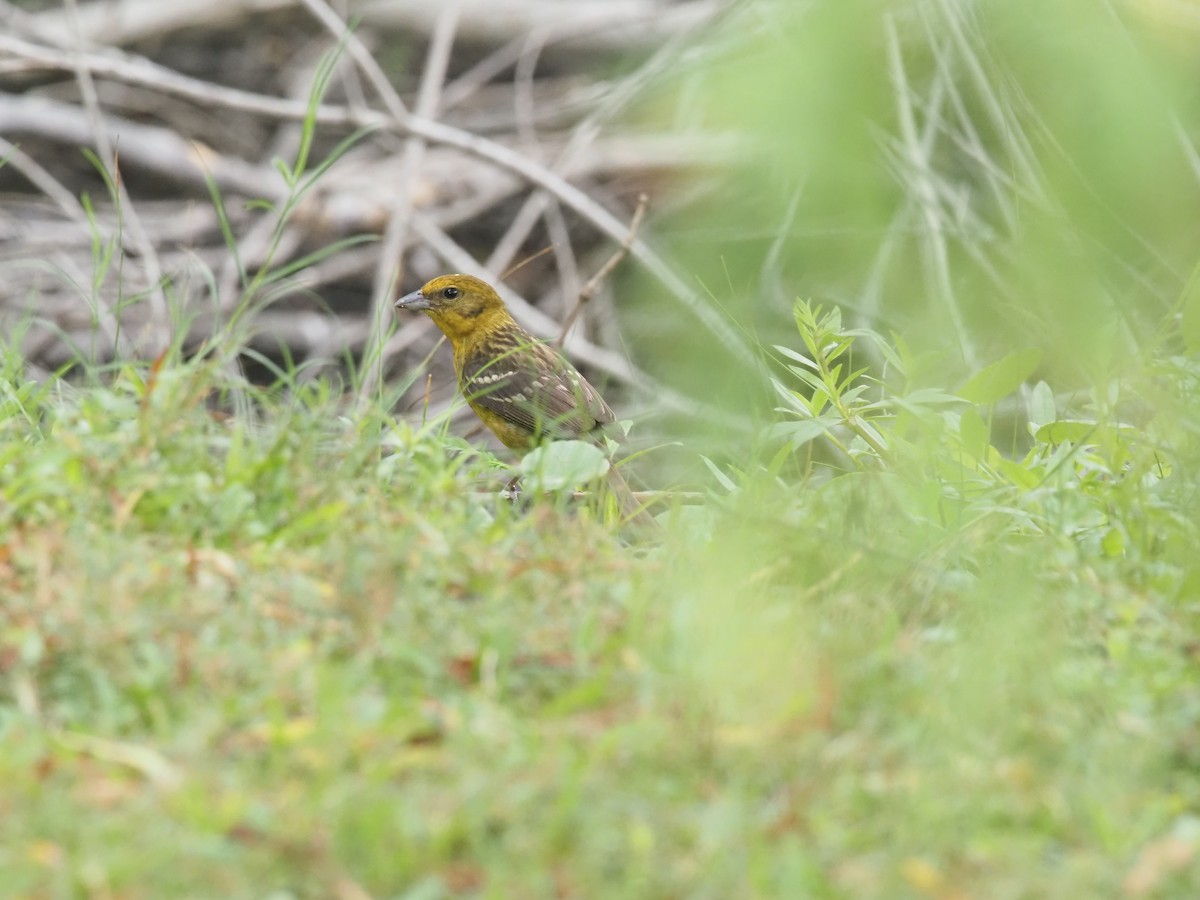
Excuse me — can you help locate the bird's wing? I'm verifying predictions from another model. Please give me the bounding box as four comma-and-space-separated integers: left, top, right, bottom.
461, 327, 614, 442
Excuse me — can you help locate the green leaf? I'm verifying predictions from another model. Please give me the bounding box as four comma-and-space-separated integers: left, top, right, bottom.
765, 441, 794, 477
1183, 273, 1200, 353
773, 345, 819, 371
767, 418, 833, 449
902, 388, 966, 407
1028, 380, 1056, 434
259, 234, 379, 286
958, 348, 1043, 405
519, 441, 610, 492
770, 377, 810, 414
1102, 526, 1126, 558
826, 305, 843, 333
826, 337, 852, 363
959, 407, 990, 459
700, 455, 738, 493
202, 165, 246, 289
1034, 420, 1100, 444
854, 419, 888, 452
787, 365, 826, 393
294, 124, 379, 204
994, 455, 1040, 489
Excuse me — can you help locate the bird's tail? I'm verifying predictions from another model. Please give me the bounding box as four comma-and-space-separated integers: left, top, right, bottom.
604, 462, 661, 530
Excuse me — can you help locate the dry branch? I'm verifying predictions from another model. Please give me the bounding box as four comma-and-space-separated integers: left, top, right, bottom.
26, 0, 297, 48
0, 94, 269, 196
557, 192, 648, 347
0, 0, 747, 441
30, 0, 720, 55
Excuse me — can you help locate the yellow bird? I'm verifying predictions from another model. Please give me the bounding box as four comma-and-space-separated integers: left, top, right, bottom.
395, 273, 656, 526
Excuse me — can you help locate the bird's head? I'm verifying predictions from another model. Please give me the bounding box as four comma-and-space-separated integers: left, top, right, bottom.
395, 273, 509, 340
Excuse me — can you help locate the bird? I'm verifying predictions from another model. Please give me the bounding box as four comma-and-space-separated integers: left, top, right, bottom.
394, 273, 657, 527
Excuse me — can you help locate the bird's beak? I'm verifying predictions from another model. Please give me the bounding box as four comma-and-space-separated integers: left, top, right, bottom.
395, 289, 430, 311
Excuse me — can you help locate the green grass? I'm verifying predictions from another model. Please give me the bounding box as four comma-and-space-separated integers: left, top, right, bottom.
3, 301, 1200, 897
0, 359, 648, 895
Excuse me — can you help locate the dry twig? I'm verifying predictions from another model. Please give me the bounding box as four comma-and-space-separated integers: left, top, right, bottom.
0, 1, 754, 443
557, 192, 648, 348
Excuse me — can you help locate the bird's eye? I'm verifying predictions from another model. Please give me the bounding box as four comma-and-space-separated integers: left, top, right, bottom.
442, 286, 460, 299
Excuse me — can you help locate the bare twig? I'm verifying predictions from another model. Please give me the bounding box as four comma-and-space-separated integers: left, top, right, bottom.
513, 28, 548, 150
500, 245, 557, 281
884, 13, 976, 368
557, 192, 648, 348
0, 134, 91, 228
297, 0, 410, 121
440, 34, 529, 111
65, 0, 160, 353
29, 0, 720, 56
357, 0, 721, 55
0, 32, 760, 373
29, 0, 295, 48
0, 135, 124, 352
542, 201, 582, 323
348, 0, 462, 402
0, 94, 270, 195
480, 7, 693, 276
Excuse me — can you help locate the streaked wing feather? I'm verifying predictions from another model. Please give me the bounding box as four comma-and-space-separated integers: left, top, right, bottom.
461, 328, 613, 441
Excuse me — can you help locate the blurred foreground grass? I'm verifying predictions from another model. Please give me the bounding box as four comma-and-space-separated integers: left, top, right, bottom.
3, 300, 1200, 896
6, 0, 1200, 896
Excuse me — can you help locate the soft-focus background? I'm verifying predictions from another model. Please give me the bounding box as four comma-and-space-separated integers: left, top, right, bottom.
0, 0, 728, 462
5, 0, 1200, 896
